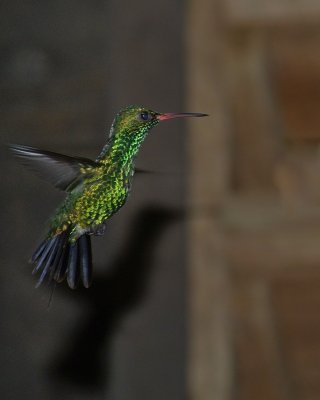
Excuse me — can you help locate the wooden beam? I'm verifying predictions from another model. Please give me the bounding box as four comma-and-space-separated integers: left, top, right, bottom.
186, 1, 232, 400
225, 0, 320, 25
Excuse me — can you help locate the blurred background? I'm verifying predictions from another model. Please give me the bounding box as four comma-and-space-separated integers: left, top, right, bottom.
2, 1, 320, 399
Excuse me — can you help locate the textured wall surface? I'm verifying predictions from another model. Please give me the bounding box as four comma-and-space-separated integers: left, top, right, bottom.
186, 1, 320, 399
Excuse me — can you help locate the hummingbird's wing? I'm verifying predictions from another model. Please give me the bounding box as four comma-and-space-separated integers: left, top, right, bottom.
10, 144, 97, 192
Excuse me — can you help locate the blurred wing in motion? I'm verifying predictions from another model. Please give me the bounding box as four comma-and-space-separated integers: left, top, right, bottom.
10, 144, 97, 192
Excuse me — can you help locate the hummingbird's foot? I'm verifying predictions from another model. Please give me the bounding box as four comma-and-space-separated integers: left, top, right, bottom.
89, 223, 107, 236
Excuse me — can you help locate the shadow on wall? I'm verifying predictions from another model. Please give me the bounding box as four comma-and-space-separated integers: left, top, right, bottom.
47, 205, 183, 393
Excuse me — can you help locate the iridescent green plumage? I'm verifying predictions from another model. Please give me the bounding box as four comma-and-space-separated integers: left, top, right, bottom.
49, 106, 159, 242
10, 105, 207, 289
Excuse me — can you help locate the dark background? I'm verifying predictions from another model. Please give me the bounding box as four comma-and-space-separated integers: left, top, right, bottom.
3, 2, 320, 400
1, 1, 187, 399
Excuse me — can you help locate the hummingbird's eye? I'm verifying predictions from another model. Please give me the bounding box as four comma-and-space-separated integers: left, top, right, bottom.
139, 111, 150, 121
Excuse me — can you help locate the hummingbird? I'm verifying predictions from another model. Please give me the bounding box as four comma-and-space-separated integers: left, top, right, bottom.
10, 105, 207, 289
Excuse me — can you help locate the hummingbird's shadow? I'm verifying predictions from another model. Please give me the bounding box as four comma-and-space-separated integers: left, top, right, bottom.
48, 205, 183, 392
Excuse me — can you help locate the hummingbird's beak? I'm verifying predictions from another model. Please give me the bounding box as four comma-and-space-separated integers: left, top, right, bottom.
156, 112, 208, 121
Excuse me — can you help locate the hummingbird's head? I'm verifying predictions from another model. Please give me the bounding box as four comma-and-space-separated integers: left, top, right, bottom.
107, 105, 208, 161
110, 105, 208, 139
109, 105, 160, 139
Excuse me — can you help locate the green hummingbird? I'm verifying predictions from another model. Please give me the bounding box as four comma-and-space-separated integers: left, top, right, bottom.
10, 105, 207, 289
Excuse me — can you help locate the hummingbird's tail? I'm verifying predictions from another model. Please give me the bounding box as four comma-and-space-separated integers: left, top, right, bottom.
31, 231, 92, 289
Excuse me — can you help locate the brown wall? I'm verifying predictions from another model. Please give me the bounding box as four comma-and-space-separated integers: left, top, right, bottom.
187, 1, 320, 400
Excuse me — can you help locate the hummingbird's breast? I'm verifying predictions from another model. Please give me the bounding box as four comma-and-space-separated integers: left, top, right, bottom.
51, 163, 134, 238
78, 165, 132, 224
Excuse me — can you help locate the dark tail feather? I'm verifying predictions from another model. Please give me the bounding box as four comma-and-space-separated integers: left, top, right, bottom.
53, 235, 70, 283
31, 232, 92, 289
67, 241, 80, 289
35, 236, 61, 287
32, 236, 58, 275
78, 234, 92, 288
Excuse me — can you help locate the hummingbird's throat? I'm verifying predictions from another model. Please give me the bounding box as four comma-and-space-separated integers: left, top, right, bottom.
104, 127, 149, 166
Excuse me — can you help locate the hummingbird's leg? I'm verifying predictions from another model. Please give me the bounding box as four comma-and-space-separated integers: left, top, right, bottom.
89, 223, 107, 236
